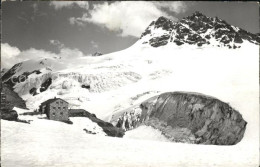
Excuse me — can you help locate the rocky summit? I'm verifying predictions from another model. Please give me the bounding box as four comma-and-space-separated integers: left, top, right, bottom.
92, 52, 103, 57
140, 11, 260, 48
139, 92, 247, 145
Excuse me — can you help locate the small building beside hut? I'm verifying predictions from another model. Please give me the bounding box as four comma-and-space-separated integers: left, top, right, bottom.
39, 97, 69, 121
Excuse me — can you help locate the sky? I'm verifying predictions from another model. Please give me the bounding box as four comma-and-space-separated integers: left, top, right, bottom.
1, 1, 259, 69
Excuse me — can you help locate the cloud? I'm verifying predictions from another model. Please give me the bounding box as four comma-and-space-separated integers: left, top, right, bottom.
91, 41, 99, 49
69, 13, 88, 26
18, 48, 57, 60
1, 43, 58, 69
69, 1, 187, 37
153, 1, 187, 14
49, 40, 85, 58
1, 43, 86, 69
50, 1, 89, 10
1, 43, 21, 69
50, 39, 65, 49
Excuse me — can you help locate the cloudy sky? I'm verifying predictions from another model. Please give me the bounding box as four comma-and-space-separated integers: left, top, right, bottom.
1, 1, 259, 69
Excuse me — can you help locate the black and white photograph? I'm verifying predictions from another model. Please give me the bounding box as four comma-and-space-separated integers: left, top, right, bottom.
1, 1, 259, 167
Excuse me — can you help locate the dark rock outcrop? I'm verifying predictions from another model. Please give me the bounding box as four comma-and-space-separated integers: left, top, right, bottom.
139, 92, 247, 145
69, 109, 125, 137
1, 68, 8, 77
29, 87, 38, 96
149, 34, 170, 47
92, 52, 103, 57
1, 109, 18, 121
1, 109, 30, 124
1, 84, 27, 109
1, 63, 22, 83
39, 78, 52, 92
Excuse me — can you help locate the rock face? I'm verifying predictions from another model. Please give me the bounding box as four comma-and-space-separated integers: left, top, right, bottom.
139, 92, 247, 145
1, 84, 27, 109
39, 78, 52, 92
140, 11, 260, 48
1, 68, 8, 77
1, 109, 18, 121
92, 52, 103, 57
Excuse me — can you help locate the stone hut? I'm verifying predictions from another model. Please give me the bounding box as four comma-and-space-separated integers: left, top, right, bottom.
39, 98, 69, 121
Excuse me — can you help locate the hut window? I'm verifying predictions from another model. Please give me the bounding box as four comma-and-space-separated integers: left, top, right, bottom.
60, 112, 63, 115
52, 113, 55, 116
58, 107, 61, 109
53, 107, 56, 109
63, 107, 66, 110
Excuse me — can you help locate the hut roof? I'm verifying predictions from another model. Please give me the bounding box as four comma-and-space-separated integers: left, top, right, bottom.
40, 98, 68, 106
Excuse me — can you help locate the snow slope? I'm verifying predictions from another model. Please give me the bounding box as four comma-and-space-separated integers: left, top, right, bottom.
12, 107, 106, 136
1, 41, 259, 166
1, 119, 258, 167
124, 125, 170, 142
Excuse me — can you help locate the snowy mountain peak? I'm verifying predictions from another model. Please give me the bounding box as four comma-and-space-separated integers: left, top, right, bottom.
154, 16, 172, 26
192, 11, 205, 17
140, 11, 260, 48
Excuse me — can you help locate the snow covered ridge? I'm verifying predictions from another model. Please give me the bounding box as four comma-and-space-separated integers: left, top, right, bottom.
139, 11, 260, 48
1, 57, 142, 96
1, 40, 258, 114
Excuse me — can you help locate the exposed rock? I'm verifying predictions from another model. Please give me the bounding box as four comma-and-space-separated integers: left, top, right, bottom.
1, 109, 18, 121
92, 52, 103, 57
149, 34, 170, 47
140, 23, 153, 38
83, 128, 96, 135
29, 87, 37, 96
138, 92, 247, 145
1, 63, 22, 83
1, 84, 27, 109
174, 40, 184, 46
154, 16, 174, 31
234, 34, 243, 43
39, 78, 52, 92
1, 68, 8, 77
140, 11, 259, 48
